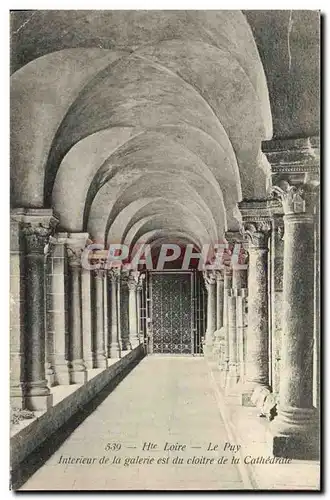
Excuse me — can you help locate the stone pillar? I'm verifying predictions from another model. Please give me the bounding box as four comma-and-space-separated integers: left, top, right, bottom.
211, 270, 224, 361
120, 271, 130, 350
128, 271, 140, 349
314, 198, 320, 409
47, 233, 70, 385
232, 262, 248, 386
67, 235, 88, 384
10, 211, 26, 409
226, 261, 248, 392
21, 209, 58, 410
270, 182, 319, 458
225, 292, 238, 391
109, 268, 121, 358
203, 271, 216, 357
93, 269, 108, 368
44, 249, 55, 387
270, 217, 284, 396
81, 268, 94, 370
136, 283, 142, 341
103, 271, 109, 361
239, 201, 271, 406
220, 266, 232, 386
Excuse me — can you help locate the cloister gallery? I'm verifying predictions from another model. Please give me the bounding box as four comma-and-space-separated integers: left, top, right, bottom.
10, 9, 320, 477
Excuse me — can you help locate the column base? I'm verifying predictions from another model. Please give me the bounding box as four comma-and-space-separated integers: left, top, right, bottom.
45, 364, 56, 387
203, 342, 214, 359
109, 345, 121, 358
270, 434, 319, 460
121, 340, 131, 351
24, 393, 53, 411
53, 356, 71, 385
130, 336, 140, 349
84, 357, 94, 370
269, 406, 319, 459
94, 356, 108, 369
55, 371, 71, 385
225, 365, 239, 394
70, 370, 87, 384
270, 406, 319, 459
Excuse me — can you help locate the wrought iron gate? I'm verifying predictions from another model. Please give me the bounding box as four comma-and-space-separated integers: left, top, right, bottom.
149, 271, 193, 354
140, 270, 206, 355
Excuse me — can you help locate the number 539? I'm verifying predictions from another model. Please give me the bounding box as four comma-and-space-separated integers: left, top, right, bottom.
105, 443, 121, 451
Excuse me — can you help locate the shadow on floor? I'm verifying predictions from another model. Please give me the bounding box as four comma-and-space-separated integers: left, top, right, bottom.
11, 354, 144, 491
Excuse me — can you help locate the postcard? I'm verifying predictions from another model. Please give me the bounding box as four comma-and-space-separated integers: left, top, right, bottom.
10, 9, 320, 491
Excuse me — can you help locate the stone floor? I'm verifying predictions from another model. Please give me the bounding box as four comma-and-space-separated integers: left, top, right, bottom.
20, 356, 248, 491
209, 365, 320, 490
18, 356, 320, 491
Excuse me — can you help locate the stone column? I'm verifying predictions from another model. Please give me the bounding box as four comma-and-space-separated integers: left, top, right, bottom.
232, 261, 248, 385
270, 217, 284, 396
137, 284, 142, 338
103, 271, 109, 361
226, 261, 248, 392
44, 248, 55, 387
67, 235, 88, 384
270, 182, 319, 458
109, 268, 121, 358
220, 266, 232, 386
21, 209, 58, 410
93, 269, 108, 368
263, 136, 320, 458
238, 201, 271, 406
10, 211, 26, 409
128, 271, 140, 349
120, 271, 130, 350
81, 268, 94, 370
48, 233, 70, 385
244, 223, 270, 402
211, 270, 224, 361
203, 271, 216, 357
225, 292, 238, 391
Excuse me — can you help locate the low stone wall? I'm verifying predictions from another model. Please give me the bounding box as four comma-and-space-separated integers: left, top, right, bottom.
11, 345, 145, 480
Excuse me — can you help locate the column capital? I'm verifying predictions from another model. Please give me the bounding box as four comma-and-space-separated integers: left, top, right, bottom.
108, 267, 121, 282
243, 221, 271, 248
238, 199, 272, 249
137, 272, 145, 290
66, 232, 91, 268
127, 270, 140, 291
215, 269, 224, 282
18, 209, 59, 255
203, 270, 217, 287
271, 181, 318, 216
92, 268, 106, 279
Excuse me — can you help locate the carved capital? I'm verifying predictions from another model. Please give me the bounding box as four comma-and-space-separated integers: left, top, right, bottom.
127, 270, 140, 291
203, 270, 216, 289
66, 233, 90, 268
108, 267, 121, 283
22, 222, 56, 255
92, 267, 106, 279
215, 269, 224, 282
67, 247, 84, 268
271, 180, 318, 215
243, 221, 271, 248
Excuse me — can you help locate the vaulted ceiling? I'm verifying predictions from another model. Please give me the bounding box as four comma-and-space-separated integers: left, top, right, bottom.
10, 10, 319, 250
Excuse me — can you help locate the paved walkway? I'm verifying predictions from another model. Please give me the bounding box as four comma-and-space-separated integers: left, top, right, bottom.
20, 357, 247, 491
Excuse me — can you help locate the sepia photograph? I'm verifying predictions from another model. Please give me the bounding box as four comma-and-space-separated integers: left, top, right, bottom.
9, 9, 320, 491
